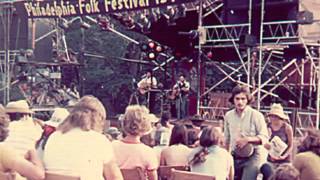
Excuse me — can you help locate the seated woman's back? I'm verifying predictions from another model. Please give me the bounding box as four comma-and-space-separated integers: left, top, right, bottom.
189, 145, 233, 180
44, 96, 123, 180
44, 129, 114, 179
160, 124, 190, 166
188, 126, 234, 180
112, 140, 158, 170
161, 144, 191, 166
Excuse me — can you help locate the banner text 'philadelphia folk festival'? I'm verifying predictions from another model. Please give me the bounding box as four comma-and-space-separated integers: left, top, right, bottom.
21, 0, 191, 18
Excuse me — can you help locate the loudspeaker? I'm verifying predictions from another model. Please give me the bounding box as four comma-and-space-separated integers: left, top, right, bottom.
239, 34, 257, 47
296, 11, 314, 24
283, 46, 306, 60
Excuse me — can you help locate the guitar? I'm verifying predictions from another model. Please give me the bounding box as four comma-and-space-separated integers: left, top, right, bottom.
168, 82, 189, 100
137, 81, 152, 95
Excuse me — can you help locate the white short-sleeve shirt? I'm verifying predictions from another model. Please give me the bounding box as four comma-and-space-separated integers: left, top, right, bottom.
44, 128, 114, 180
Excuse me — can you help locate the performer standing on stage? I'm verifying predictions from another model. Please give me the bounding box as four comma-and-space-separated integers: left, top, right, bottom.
137, 69, 157, 112
173, 74, 190, 119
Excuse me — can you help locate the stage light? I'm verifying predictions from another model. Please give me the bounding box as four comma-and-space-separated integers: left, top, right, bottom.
176, 4, 187, 18
207, 51, 213, 59
136, 14, 151, 33
122, 15, 135, 29
148, 41, 156, 49
141, 43, 149, 51
155, 45, 163, 53
148, 52, 156, 60
163, 6, 176, 26
97, 16, 111, 31
58, 18, 69, 30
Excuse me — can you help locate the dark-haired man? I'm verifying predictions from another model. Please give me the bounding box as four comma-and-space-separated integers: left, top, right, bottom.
137, 69, 157, 112
173, 74, 190, 119
224, 85, 268, 180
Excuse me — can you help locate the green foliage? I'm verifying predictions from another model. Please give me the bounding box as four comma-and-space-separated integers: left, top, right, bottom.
66, 19, 147, 115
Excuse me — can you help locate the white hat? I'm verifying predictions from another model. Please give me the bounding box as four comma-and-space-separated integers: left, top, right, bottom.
268, 103, 289, 120
45, 108, 70, 127
5, 100, 33, 114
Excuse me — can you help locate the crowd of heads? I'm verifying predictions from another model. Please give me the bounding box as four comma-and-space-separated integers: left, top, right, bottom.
0, 83, 318, 180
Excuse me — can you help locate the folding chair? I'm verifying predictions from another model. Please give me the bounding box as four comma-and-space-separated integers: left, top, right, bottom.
158, 165, 189, 180
121, 167, 146, 180
170, 169, 215, 180
44, 172, 80, 180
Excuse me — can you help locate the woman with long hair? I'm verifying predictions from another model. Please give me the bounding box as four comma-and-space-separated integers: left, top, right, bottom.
44, 95, 123, 180
160, 124, 191, 166
189, 126, 234, 180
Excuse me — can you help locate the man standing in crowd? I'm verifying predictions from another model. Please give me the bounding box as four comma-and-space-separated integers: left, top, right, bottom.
137, 69, 157, 112
224, 85, 268, 180
173, 74, 190, 119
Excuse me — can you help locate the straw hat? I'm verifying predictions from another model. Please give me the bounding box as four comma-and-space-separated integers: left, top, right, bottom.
268, 103, 289, 120
45, 108, 69, 127
5, 100, 33, 114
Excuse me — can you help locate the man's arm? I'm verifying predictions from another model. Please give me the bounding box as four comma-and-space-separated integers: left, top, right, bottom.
236, 111, 269, 148
224, 117, 231, 152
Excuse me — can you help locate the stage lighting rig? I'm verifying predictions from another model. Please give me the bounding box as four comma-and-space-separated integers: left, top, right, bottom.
97, 15, 111, 31
140, 41, 164, 61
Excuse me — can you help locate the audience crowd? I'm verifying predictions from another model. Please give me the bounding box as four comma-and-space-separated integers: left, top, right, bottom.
0, 85, 319, 180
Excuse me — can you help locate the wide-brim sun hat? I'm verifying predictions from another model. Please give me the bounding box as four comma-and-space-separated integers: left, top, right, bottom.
268, 103, 289, 120
5, 100, 33, 114
45, 108, 70, 127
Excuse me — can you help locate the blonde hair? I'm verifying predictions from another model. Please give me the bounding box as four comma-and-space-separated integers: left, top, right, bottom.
58, 95, 106, 133
122, 105, 152, 136
0, 111, 9, 142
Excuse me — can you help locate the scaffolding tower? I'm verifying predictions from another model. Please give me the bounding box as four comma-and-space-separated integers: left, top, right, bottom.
197, 0, 320, 133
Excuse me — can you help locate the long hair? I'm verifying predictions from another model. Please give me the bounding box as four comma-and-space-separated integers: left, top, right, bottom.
0, 111, 9, 142
298, 129, 320, 156
169, 124, 188, 146
229, 84, 254, 104
58, 95, 106, 133
189, 126, 222, 165
270, 164, 300, 180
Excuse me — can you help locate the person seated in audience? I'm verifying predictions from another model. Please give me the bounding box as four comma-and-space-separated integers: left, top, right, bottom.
189, 126, 234, 180
269, 163, 300, 180
153, 112, 174, 161
36, 108, 69, 159
293, 129, 320, 180
4, 100, 43, 156
160, 124, 191, 166
104, 127, 122, 141
43, 95, 123, 180
187, 114, 205, 147
0, 105, 44, 180
112, 105, 158, 180
260, 103, 293, 180
153, 112, 173, 146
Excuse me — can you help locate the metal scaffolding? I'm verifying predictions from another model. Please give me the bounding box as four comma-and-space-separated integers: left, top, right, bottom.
197, 0, 320, 132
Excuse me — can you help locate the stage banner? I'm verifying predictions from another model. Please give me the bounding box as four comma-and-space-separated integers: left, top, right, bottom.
14, 0, 196, 18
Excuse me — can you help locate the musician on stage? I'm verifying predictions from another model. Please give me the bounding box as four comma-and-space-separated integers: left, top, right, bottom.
137, 69, 157, 112
173, 74, 190, 119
